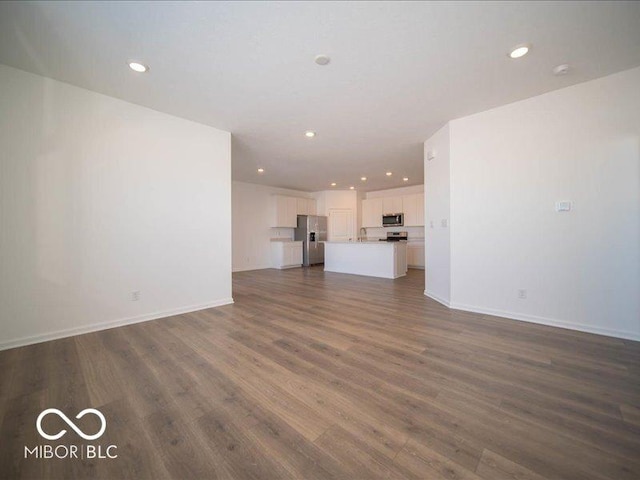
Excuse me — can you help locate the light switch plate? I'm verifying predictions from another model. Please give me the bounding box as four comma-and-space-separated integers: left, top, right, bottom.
556, 201, 572, 212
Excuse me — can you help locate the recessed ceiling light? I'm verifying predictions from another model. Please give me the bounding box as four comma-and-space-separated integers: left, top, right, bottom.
553, 64, 570, 76
403, 177, 409, 182
257, 168, 264, 173
315, 54, 330, 66
305, 131, 316, 138
386, 172, 393, 176
509, 44, 530, 59
349, 186, 355, 190
128, 61, 148, 73
330, 182, 337, 186
361, 177, 367, 181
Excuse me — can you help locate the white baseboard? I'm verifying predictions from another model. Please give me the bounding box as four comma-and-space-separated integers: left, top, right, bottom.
448, 301, 640, 342
424, 290, 451, 307
232, 265, 270, 273
0, 298, 235, 351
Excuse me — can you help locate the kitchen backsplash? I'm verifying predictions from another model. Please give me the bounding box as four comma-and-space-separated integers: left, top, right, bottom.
269, 227, 295, 241
364, 226, 424, 240
267, 226, 423, 242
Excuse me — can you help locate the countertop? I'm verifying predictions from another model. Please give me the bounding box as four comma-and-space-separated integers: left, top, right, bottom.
323, 241, 406, 245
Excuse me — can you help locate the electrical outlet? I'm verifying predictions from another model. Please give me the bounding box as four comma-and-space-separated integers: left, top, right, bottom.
517, 289, 527, 299
441, 219, 448, 228
131, 291, 140, 301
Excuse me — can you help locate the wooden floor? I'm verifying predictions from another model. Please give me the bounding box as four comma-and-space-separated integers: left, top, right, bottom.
1, 267, 639, 479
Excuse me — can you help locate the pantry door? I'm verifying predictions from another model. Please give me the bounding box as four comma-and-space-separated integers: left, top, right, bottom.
328, 208, 354, 242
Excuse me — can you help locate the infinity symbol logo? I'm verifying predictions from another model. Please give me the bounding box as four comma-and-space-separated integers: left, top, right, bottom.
36, 408, 107, 441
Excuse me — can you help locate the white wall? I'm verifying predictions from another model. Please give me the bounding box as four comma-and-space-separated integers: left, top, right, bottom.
424, 124, 451, 304
366, 184, 424, 198
0, 65, 232, 349
365, 184, 426, 240
435, 66, 640, 340
232, 181, 312, 272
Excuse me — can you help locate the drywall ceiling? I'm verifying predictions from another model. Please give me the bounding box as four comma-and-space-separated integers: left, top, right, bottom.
1, 1, 639, 192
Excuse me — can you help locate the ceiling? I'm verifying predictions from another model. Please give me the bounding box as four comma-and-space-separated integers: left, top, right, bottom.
1, 1, 639, 192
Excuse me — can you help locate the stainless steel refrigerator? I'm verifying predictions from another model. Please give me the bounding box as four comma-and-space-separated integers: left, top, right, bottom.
295, 215, 327, 266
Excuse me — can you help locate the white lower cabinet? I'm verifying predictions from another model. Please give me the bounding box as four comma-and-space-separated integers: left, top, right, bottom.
271, 241, 303, 269
407, 242, 425, 268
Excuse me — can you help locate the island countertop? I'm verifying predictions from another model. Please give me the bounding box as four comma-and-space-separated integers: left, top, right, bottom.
322, 240, 407, 246
324, 241, 407, 279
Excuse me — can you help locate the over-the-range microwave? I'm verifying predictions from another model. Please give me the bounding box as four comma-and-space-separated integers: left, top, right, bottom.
382, 213, 404, 227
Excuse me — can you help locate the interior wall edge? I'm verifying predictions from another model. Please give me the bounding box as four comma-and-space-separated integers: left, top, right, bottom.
0, 297, 234, 352
232, 266, 272, 273
424, 290, 451, 308
448, 301, 640, 342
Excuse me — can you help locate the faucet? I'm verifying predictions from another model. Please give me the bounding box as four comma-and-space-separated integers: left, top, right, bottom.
359, 227, 367, 242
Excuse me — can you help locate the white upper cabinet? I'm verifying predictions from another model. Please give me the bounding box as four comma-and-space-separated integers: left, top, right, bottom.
296, 197, 317, 216
272, 196, 317, 227
382, 196, 403, 214
307, 198, 317, 215
402, 193, 425, 226
363, 192, 424, 229
296, 197, 308, 216
416, 193, 424, 226
362, 198, 383, 227
402, 194, 417, 226
286, 197, 298, 226
271, 195, 298, 227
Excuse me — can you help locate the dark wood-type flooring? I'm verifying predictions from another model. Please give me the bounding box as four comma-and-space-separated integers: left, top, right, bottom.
1, 267, 640, 479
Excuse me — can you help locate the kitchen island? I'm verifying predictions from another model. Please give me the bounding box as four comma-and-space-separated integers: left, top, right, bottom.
324, 241, 407, 279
